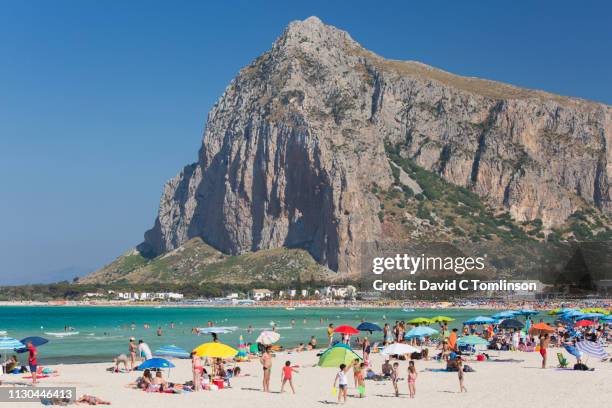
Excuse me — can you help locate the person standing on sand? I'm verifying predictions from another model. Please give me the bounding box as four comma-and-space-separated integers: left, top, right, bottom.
327, 324, 335, 347
260, 346, 272, 392
128, 337, 137, 370
407, 360, 417, 398
457, 356, 467, 393
391, 362, 400, 397
362, 337, 371, 362
280, 360, 299, 394
191, 352, 202, 391
539, 333, 550, 368
333, 364, 349, 404
26, 341, 37, 385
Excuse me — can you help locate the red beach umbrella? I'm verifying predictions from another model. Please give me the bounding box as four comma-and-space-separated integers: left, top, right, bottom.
334, 325, 359, 335
574, 320, 595, 327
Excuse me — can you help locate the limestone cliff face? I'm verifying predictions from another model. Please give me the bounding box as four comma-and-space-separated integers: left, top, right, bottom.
141, 17, 611, 275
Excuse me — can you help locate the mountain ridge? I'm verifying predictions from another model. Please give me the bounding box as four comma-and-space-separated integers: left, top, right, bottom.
85, 16, 611, 283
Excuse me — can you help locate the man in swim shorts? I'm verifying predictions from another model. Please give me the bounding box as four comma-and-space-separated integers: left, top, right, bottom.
260, 346, 272, 392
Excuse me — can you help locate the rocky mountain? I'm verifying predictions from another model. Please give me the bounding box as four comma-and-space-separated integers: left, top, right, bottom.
88, 17, 611, 283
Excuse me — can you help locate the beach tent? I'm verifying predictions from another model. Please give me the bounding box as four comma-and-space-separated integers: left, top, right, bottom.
464, 316, 494, 325
405, 326, 438, 338
154, 345, 190, 359
333, 325, 359, 335
136, 357, 175, 370
317, 344, 361, 367
499, 319, 524, 330
575, 341, 610, 360
407, 317, 431, 325
256, 330, 280, 345
192, 342, 238, 358
457, 335, 489, 346
380, 343, 419, 355
430, 316, 454, 323
356, 322, 382, 333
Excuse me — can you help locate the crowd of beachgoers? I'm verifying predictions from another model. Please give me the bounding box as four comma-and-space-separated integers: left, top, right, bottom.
2, 304, 612, 406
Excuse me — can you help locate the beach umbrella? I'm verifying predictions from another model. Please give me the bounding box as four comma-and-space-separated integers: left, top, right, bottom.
600, 315, 612, 322
154, 345, 190, 359
405, 326, 438, 338
407, 317, 431, 325
197, 327, 235, 335
574, 320, 596, 327
457, 335, 489, 346
515, 309, 538, 316
547, 308, 561, 315
581, 308, 608, 314
192, 342, 238, 358
575, 341, 610, 360
430, 316, 454, 323
0, 337, 25, 351
561, 310, 584, 319
333, 325, 359, 335
317, 344, 361, 367
256, 330, 281, 345
136, 357, 175, 370
380, 343, 419, 355
562, 343, 582, 360
356, 322, 382, 333
499, 318, 524, 330
15, 336, 49, 353
492, 311, 516, 319
529, 322, 554, 334
580, 313, 605, 320
464, 316, 495, 325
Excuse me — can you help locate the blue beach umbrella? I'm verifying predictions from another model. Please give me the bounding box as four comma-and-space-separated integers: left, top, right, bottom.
136, 357, 175, 370
464, 316, 495, 325
154, 345, 190, 359
601, 315, 612, 322
561, 310, 584, 319
405, 326, 438, 338
492, 311, 516, 319
15, 336, 49, 353
515, 309, 538, 316
580, 313, 605, 320
356, 322, 382, 333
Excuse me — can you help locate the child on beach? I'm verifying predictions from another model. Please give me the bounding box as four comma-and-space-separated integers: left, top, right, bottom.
280, 360, 299, 394
356, 362, 366, 398
407, 360, 417, 398
333, 364, 349, 404
457, 357, 467, 393
391, 362, 400, 397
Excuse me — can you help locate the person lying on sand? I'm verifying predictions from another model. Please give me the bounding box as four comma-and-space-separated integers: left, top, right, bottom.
76, 395, 111, 405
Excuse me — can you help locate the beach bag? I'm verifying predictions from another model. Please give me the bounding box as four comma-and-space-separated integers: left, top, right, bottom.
573, 363, 590, 371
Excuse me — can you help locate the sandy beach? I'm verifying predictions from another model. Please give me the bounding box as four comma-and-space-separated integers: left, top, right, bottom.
3, 345, 612, 408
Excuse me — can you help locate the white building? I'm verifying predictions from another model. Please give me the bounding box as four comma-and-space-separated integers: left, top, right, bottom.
249, 289, 273, 301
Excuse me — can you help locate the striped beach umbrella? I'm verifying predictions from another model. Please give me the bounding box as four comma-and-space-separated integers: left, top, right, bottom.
575, 341, 610, 360
154, 345, 190, 359
256, 330, 281, 345
0, 337, 25, 350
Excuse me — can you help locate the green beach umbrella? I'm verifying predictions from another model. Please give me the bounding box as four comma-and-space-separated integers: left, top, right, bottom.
548, 308, 561, 315
407, 317, 431, 325
430, 316, 454, 323
318, 344, 362, 367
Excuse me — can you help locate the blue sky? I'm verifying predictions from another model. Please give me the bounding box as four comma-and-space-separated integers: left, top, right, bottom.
1, 0, 610, 284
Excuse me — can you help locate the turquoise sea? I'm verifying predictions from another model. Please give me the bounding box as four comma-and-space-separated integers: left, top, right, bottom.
0, 306, 546, 364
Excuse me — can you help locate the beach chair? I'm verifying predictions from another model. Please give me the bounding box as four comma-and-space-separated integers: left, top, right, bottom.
557, 353, 569, 368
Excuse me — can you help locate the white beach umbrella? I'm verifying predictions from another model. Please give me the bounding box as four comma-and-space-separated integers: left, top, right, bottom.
381, 343, 419, 355
256, 330, 280, 345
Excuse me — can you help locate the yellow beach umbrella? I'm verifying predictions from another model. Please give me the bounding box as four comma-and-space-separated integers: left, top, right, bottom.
407, 317, 431, 325
430, 316, 454, 323
192, 342, 238, 358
